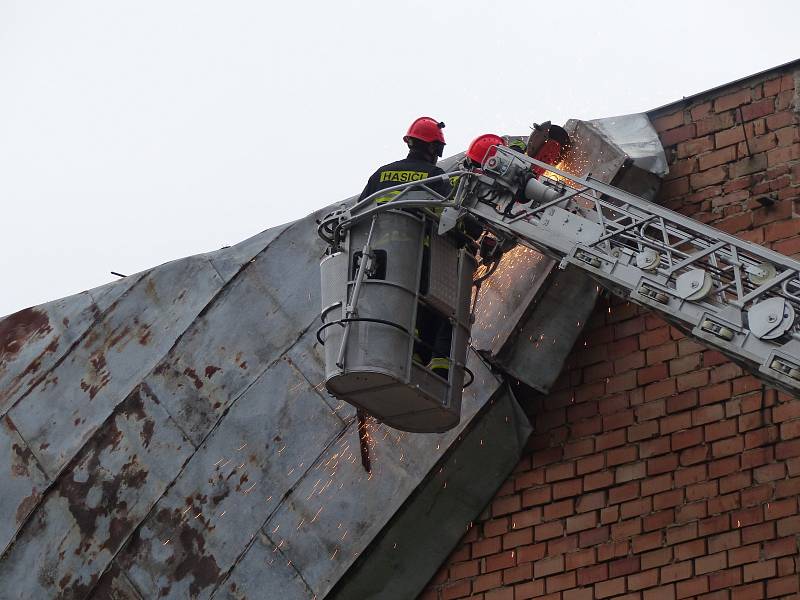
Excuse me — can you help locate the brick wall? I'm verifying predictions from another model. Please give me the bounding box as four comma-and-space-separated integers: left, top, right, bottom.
422, 64, 800, 600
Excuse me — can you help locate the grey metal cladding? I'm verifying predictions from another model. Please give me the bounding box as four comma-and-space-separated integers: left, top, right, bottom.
211, 532, 315, 600
0, 384, 193, 600
117, 358, 345, 599
8, 255, 223, 477
147, 218, 325, 447
0, 291, 96, 415
0, 416, 50, 555
206, 223, 292, 284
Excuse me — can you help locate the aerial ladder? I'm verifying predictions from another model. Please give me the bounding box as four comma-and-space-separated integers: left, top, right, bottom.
317, 145, 800, 433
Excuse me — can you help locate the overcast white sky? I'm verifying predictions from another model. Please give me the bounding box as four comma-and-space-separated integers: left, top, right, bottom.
0, 1, 797, 317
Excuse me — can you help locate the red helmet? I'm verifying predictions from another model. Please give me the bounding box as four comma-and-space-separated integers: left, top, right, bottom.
403, 117, 446, 144
466, 133, 506, 165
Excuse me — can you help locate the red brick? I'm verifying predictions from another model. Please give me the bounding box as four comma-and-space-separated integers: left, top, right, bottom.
695, 551, 728, 575
699, 514, 730, 536
776, 439, 800, 459
766, 575, 799, 598
653, 111, 686, 132
597, 429, 627, 452
662, 561, 693, 583
607, 445, 638, 467
516, 542, 546, 563
731, 582, 763, 600
628, 569, 660, 591
712, 435, 744, 457
545, 571, 575, 593
511, 508, 542, 531
741, 521, 774, 544
643, 585, 676, 600
698, 109, 738, 136
763, 536, 797, 559
743, 558, 776, 582
473, 537, 502, 558
676, 500, 708, 524
672, 427, 703, 451
741, 98, 775, 121
708, 568, 742, 591
700, 146, 737, 170
667, 522, 698, 545
576, 562, 607, 585
492, 494, 521, 517
641, 473, 672, 498
642, 547, 673, 570
677, 576, 709, 599
654, 489, 684, 510
708, 530, 740, 554
716, 126, 746, 148
442, 580, 471, 600
594, 576, 627, 599
754, 462, 786, 483
675, 538, 706, 561
728, 543, 760, 567
485, 550, 515, 572
485, 589, 514, 600
450, 559, 480, 580
678, 136, 714, 159
535, 521, 564, 541
706, 419, 737, 442
521, 486, 550, 508
566, 511, 597, 534
693, 404, 724, 426
776, 514, 800, 536
641, 327, 671, 349
708, 491, 740, 514
472, 571, 503, 593
578, 526, 611, 554
715, 89, 752, 112
565, 547, 596, 570
502, 527, 533, 550
691, 166, 728, 190
680, 444, 709, 466
533, 555, 565, 578
584, 470, 614, 491
645, 509, 675, 532
662, 124, 697, 147
648, 342, 678, 364
562, 590, 593, 600
640, 436, 671, 459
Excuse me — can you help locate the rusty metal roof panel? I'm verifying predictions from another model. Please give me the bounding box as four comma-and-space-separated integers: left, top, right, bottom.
8, 255, 224, 478
0, 416, 49, 556
0, 385, 194, 599
117, 358, 347, 599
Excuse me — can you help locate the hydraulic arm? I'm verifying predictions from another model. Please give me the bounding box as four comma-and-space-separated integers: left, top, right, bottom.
318, 146, 800, 431
447, 146, 800, 397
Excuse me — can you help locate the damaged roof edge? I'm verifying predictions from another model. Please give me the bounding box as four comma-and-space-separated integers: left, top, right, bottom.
647, 57, 800, 117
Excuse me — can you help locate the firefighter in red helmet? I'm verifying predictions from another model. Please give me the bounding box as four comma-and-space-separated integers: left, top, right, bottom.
464, 133, 507, 169
358, 117, 452, 203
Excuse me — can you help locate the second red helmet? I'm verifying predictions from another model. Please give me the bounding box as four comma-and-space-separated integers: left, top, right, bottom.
404, 117, 446, 144
466, 133, 506, 165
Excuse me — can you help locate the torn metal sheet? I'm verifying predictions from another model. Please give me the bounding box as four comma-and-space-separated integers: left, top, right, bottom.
475, 117, 666, 393
584, 112, 668, 176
